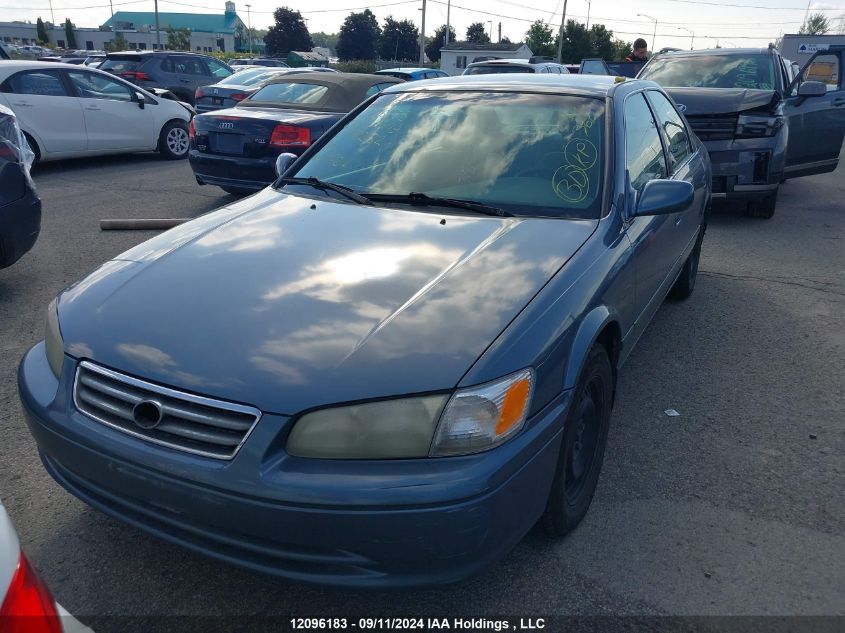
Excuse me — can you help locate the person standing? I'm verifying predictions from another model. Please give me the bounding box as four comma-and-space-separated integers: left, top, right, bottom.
626, 38, 649, 61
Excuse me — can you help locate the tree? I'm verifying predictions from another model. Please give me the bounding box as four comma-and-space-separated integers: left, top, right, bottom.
558, 19, 591, 63
466, 22, 490, 44
63, 18, 77, 49
36, 17, 48, 44
525, 20, 555, 57
425, 24, 456, 62
264, 7, 312, 57
589, 24, 615, 60
166, 26, 191, 51
379, 16, 419, 61
104, 32, 128, 52
501, 35, 512, 44
312, 31, 339, 55
337, 9, 380, 61
799, 12, 831, 35
610, 38, 632, 61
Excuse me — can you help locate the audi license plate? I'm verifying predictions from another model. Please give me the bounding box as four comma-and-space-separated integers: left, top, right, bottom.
212, 133, 244, 154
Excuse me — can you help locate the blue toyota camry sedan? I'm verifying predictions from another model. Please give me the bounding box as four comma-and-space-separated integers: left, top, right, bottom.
19, 74, 711, 587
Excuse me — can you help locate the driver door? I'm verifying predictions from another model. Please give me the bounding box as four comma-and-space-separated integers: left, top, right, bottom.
784, 48, 845, 179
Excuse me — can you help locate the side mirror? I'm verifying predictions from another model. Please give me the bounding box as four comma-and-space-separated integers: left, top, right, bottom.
797, 80, 826, 98
134, 91, 146, 109
275, 152, 297, 178
632, 180, 694, 217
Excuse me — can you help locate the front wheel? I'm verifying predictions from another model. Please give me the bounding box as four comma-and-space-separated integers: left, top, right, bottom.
669, 227, 704, 300
745, 188, 778, 219
542, 344, 613, 538
158, 120, 189, 160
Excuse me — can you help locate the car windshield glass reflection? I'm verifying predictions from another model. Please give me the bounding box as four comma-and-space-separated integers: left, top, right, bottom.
639, 54, 776, 90
290, 91, 606, 219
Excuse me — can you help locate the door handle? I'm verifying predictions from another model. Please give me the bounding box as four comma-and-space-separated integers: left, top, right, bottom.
179, 79, 191, 83
85, 105, 101, 110
11, 102, 33, 107
832, 97, 845, 107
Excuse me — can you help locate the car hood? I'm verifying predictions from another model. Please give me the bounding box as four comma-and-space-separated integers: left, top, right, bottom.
58, 189, 596, 414
663, 87, 777, 115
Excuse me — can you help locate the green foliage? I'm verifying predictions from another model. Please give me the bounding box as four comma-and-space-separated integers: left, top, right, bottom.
425, 24, 456, 62
312, 31, 339, 55
525, 20, 555, 58
104, 32, 128, 52
799, 13, 831, 35
63, 18, 77, 49
36, 17, 49, 44
337, 10, 380, 61
166, 26, 191, 51
379, 16, 419, 61
264, 7, 312, 57
611, 39, 632, 61
466, 22, 490, 44
331, 59, 376, 73
549, 20, 633, 63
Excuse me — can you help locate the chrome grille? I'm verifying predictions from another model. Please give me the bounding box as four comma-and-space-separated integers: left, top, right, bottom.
74, 361, 261, 460
685, 114, 738, 141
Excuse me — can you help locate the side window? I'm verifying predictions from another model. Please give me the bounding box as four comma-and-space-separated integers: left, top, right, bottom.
68, 70, 132, 101
365, 82, 396, 97
160, 58, 174, 73
206, 58, 232, 79
646, 90, 691, 169
2, 70, 68, 96
803, 53, 840, 91
624, 93, 667, 193
457, 55, 467, 69
169, 56, 208, 75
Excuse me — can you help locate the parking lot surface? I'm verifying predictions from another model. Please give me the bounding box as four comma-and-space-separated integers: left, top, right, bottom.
1, 154, 843, 624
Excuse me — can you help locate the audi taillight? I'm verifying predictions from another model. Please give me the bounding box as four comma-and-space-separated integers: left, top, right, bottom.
195, 88, 204, 100
0, 552, 62, 633
230, 93, 248, 102
120, 70, 151, 81
270, 125, 310, 148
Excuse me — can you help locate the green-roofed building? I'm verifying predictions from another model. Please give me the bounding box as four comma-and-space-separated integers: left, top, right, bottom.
100, 1, 249, 53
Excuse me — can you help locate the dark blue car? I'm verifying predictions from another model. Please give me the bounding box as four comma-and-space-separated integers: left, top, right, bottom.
19, 74, 711, 587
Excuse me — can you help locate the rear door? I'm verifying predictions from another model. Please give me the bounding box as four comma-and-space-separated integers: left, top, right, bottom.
0, 68, 86, 155
784, 47, 845, 178
66, 69, 155, 151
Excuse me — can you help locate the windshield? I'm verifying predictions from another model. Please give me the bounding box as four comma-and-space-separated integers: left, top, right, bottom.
465, 65, 535, 75
217, 68, 290, 87
289, 91, 605, 219
639, 54, 776, 90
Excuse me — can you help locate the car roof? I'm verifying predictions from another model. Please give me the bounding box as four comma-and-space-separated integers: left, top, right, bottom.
0, 60, 96, 71
656, 47, 775, 57
244, 72, 402, 111
384, 73, 632, 97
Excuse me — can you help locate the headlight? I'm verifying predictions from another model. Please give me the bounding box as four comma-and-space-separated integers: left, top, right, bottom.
430, 368, 534, 457
736, 114, 784, 138
286, 368, 534, 459
45, 298, 64, 378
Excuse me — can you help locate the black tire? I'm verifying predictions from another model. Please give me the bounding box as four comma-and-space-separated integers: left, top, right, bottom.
746, 188, 778, 219
158, 120, 190, 160
220, 186, 254, 197
669, 227, 704, 300
22, 132, 40, 165
542, 344, 613, 538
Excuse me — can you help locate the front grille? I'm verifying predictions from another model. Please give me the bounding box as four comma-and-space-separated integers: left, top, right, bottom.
74, 361, 261, 460
685, 114, 738, 141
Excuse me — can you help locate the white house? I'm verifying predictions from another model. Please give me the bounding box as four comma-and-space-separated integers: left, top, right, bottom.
440, 42, 534, 76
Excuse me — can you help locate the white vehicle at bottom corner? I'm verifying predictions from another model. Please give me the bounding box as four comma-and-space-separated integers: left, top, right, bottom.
0, 500, 92, 632
0, 61, 193, 163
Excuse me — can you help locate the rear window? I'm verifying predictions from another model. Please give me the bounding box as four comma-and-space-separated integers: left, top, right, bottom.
639, 54, 776, 90
100, 57, 142, 73
249, 82, 329, 104
465, 65, 535, 75
217, 68, 290, 87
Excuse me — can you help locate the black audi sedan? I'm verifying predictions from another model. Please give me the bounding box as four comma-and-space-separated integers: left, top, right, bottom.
0, 104, 40, 269
189, 73, 401, 195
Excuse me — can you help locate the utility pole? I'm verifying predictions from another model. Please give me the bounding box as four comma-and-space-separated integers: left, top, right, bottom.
419, 0, 426, 65
109, 0, 114, 18
48, 0, 54, 25
154, 0, 161, 50
445, 0, 450, 46
498, 22, 501, 43
245, 3, 252, 54
637, 13, 658, 54
556, 0, 568, 64
677, 26, 694, 50
585, 0, 591, 30
487, 21, 493, 41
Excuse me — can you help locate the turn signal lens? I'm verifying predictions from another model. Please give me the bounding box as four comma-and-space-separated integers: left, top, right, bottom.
0, 552, 62, 633
44, 299, 64, 379
188, 119, 195, 140
431, 368, 534, 457
230, 93, 248, 102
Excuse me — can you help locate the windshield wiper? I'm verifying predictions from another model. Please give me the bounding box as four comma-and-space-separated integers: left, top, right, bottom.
362, 192, 511, 217
277, 177, 371, 205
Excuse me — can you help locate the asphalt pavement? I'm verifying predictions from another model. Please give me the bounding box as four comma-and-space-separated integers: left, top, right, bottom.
0, 153, 842, 628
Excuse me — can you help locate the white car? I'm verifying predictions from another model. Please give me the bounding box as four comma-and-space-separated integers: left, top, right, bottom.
462, 57, 571, 75
0, 61, 192, 162
0, 500, 91, 632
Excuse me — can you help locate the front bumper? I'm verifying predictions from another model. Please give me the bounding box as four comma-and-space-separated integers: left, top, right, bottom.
0, 184, 41, 269
19, 344, 569, 587
189, 150, 276, 191
702, 133, 786, 199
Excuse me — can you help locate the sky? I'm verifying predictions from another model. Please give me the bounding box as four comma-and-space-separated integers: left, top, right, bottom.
3, 0, 845, 51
